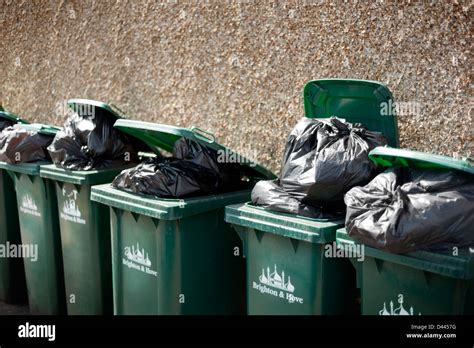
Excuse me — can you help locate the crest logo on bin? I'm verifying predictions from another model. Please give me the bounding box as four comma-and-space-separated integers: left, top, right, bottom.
259, 265, 295, 292
379, 294, 421, 315
122, 243, 157, 277
253, 264, 303, 304
20, 194, 41, 217
60, 188, 86, 225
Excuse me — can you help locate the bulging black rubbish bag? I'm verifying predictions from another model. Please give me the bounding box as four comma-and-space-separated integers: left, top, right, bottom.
47, 108, 139, 170
0, 126, 54, 163
344, 167, 474, 253
279, 117, 387, 206
0, 119, 15, 132
112, 157, 221, 198
251, 180, 340, 218
173, 137, 219, 170
112, 138, 252, 198
173, 137, 248, 190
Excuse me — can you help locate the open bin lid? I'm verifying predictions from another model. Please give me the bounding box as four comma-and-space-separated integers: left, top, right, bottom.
369, 146, 474, 175
67, 98, 124, 119
13, 123, 61, 136
113, 119, 277, 180
0, 111, 29, 125
303, 79, 399, 147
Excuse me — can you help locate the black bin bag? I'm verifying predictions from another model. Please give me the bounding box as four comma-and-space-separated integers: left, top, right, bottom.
0, 111, 26, 132
0, 119, 15, 132
0, 126, 54, 163
112, 138, 252, 198
251, 117, 387, 216
251, 180, 339, 218
279, 117, 387, 205
344, 167, 474, 253
48, 108, 140, 170
111, 158, 220, 198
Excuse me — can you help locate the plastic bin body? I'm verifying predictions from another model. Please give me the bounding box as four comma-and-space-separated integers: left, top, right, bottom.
39, 165, 128, 315
90, 184, 248, 315
336, 228, 474, 315
0, 168, 27, 303
225, 203, 357, 315
0, 162, 66, 314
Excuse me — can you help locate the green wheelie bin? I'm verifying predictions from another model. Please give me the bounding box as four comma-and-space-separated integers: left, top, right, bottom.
0, 123, 66, 314
336, 147, 474, 315
90, 120, 275, 315
0, 111, 29, 304
224, 79, 399, 315
39, 99, 141, 315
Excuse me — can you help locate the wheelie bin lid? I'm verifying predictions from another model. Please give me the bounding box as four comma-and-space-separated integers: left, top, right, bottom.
113, 119, 277, 180
303, 79, 399, 147
336, 228, 474, 279
0, 111, 29, 125
369, 146, 474, 175
0, 123, 60, 176
67, 98, 124, 120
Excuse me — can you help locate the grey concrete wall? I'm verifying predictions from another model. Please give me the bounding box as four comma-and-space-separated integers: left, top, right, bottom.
1, 0, 472, 172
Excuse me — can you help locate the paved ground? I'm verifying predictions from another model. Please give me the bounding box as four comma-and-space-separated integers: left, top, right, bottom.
0, 301, 30, 315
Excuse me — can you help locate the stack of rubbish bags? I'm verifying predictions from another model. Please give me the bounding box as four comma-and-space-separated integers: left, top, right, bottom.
0, 106, 255, 199
0, 107, 143, 168
251, 116, 474, 253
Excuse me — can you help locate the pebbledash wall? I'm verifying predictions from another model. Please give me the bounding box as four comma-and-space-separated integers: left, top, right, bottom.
1, 0, 472, 172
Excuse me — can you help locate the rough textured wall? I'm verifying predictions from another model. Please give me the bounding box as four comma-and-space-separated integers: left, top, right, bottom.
1, 0, 472, 173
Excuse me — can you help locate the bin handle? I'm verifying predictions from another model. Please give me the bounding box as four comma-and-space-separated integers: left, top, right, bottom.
109, 103, 127, 118
191, 127, 215, 144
